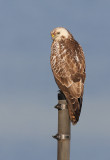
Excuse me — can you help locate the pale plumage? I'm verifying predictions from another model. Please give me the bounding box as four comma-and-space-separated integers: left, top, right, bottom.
50, 27, 86, 125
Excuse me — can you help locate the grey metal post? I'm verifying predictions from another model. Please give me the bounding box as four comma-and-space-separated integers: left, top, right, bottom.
53, 92, 71, 160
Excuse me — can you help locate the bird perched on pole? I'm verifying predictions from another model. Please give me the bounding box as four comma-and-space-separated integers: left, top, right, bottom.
50, 27, 86, 125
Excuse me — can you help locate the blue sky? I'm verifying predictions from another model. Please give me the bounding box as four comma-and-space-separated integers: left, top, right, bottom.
0, 0, 110, 160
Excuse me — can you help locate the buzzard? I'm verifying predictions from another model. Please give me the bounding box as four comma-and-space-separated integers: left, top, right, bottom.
50, 27, 86, 125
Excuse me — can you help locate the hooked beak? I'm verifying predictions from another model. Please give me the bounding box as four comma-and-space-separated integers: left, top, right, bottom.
51, 32, 55, 40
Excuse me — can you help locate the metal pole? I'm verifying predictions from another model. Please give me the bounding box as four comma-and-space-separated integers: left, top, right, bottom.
53, 91, 71, 160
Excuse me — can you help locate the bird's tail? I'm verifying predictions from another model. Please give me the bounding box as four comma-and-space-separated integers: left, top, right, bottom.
67, 97, 83, 125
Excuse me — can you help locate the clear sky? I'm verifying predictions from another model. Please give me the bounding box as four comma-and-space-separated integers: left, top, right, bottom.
0, 0, 110, 160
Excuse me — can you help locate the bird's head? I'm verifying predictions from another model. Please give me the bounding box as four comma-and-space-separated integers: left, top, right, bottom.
51, 27, 70, 41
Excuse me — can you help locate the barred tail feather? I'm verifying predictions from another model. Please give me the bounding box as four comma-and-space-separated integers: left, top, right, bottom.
67, 98, 82, 125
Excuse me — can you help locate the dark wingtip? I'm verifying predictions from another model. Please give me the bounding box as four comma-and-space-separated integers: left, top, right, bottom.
68, 100, 81, 125
71, 116, 79, 125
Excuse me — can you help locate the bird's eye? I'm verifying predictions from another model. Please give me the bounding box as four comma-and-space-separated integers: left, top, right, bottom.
57, 32, 60, 34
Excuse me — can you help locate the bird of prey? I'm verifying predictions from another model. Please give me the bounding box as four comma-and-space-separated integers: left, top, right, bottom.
50, 27, 86, 125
